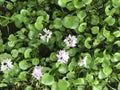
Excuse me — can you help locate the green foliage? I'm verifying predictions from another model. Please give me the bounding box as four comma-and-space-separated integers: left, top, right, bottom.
41, 74, 54, 85
62, 15, 79, 29
19, 60, 32, 70
0, 0, 120, 89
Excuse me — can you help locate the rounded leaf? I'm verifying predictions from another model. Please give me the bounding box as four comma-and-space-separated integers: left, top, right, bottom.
34, 16, 43, 30
25, 86, 33, 90
103, 66, 112, 76
58, 79, 70, 89
18, 71, 28, 81
83, 0, 92, 4
41, 74, 54, 85
105, 16, 115, 26
19, 60, 31, 70
62, 16, 79, 29
24, 48, 32, 58
112, 52, 120, 62
58, 64, 68, 74
11, 49, 18, 58
91, 26, 99, 34
32, 58, 39, 65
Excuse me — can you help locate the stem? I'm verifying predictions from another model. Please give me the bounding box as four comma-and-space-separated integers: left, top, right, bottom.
107, 84, 116, 90
0, 15, 11, 20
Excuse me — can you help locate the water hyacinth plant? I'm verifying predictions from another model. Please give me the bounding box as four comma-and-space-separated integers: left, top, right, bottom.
0, 0, 120, 90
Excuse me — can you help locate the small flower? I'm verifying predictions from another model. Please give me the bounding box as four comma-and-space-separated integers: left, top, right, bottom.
78, 56, 87, 66
32, 65, 43, 80
39, 28, 52, 42
64, 34, 77, 48
1, 58, 13, 71
56, 50, 69, 63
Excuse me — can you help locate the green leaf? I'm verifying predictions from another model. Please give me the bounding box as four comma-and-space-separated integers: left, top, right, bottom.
32, 58, 39, 65
77, 86, 85, 90
19, 60, 31, 70
25, 86, 33, 90
91, 26, 99, 34
113, 31, 120, 37
66, 2, 74, 11
73, 0, 84, 9
8, 41, 15, 47
68, 59, 76, 71
112, 52, 120, 62
20, 9, 29, 16
58, 64, 68, 74
77, 11, 86, 20
98, 70, 107, 79
92, 85, 102, 90
34, 16, 43, 30
73, 78, 86, 85
0, 0, 5, 5
8, 34, 17, 41
51, 82, 58, 90
103, 66, 112, 76
41, 74, 54, 85
84, 37, 91, 49
24, 48, 32, 58
18, 71, 28, 81
68, 48, 78, 56
50, 52, 57, 61
82, 0, 92, 4
1, 19, 9, 26
103, 28, 110, 38
58, 79, 70, 89
53, 18, 62, 29
86, 73, 94, 83
118, 83, 120, 90
114, 41, 120, 47
66, 72, 75, 79
91, 15, 99, 25
54, 31, 63, 41
58, 0, 71, 7
78, 23, 87, 32
105, 5, 115, 16
62, 15, 79, 29
105, 16, 115, 26
0, 53, 12, 61
112, 0, 120, 8
18, 47, 26, 54
0, 83, 7, 88
11, 49, 18, 58
115, 63, 120, 69
6, 3, 13, 10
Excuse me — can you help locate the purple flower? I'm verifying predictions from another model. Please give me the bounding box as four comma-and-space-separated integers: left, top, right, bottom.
78, 56, 87, 66
32, 65, 43, 80
39, 28, 52, 42
56, 50, 69, 63
64, 34, 77, 48
1, 58, 13, 71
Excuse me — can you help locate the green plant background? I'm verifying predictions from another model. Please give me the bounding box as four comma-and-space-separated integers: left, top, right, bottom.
0, 0, 120, 90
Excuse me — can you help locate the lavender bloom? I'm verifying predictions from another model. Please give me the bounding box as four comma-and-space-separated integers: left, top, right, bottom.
1, 58, 13, 71
56, 50, 69, 63
39, 28, 52, 42
32, 65, 43, 80
78, 56, 87, 66
64, 34, 77, 48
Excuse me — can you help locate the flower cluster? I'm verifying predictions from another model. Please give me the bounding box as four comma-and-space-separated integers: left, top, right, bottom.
39, 29, 87, 66
32, 65, 43, 80
39, 28, 52, 42
64, 34, 77, 48
1, 58, 13, 71
56, 50, 69, 63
